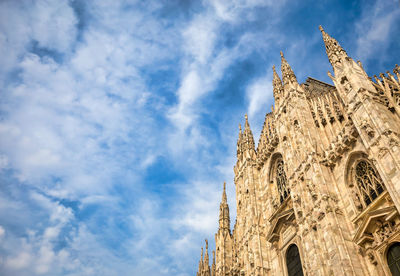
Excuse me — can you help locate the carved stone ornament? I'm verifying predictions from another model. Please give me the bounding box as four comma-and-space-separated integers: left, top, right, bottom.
378, 147, 389, 159
360, 120, 375, 138
353, 203, 399, 266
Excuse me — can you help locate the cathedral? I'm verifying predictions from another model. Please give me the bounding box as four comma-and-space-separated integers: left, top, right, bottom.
195, 26, 400, 276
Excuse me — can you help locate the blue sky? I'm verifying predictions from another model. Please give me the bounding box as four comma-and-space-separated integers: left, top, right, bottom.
0, 0, 399, 275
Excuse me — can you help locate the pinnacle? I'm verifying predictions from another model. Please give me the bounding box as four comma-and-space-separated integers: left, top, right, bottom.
272, 64, 283, 102
319, 25, 348, 67
222, 181, 227, 203
244, 114, 250, 129
273, 64, 282, 81
280, 51, 297, 85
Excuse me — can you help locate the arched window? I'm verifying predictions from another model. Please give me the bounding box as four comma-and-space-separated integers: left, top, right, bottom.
276, 159, 289, 203
387, 243, 400, 276
354, 159, 385, 207
286, 244, 304, 276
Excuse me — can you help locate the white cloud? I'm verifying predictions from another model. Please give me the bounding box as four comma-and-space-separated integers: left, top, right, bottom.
355, 0, 400, 64
208, 0, 286, 22
183, 15, 218, 64
6, 251, 32, 270
247, 70, 273, 118
0, 226, 5, 239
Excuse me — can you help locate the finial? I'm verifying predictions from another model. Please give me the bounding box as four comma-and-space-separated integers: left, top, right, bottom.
244, 114, 251, 129
319, 25, 324, 32
205, 239, 208, 249
280, 51, 284, 58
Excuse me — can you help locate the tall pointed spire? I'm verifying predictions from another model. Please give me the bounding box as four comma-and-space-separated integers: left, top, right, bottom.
204, 240, 211, 276
280, 51, 297, 85
205, 239, 209, 264
242, 114, 255, 151
219, 182, 231, 231
319, 25, 348, 67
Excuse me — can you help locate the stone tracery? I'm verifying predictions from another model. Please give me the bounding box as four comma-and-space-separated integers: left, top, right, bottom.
353, 159, 385, 207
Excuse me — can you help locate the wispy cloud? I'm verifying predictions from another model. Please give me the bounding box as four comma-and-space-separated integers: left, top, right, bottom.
354, 0, 400, 68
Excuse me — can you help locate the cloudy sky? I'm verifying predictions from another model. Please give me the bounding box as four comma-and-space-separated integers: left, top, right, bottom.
0, 0, 399, 275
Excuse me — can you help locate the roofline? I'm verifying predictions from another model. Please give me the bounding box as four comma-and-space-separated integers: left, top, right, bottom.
304, 77, 335, 88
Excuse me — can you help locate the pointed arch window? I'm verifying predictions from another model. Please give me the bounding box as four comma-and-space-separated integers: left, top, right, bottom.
354, 159, 385, 207
387, 243, 400, 276
286, 244, 304, 276
276, 159, 290, 203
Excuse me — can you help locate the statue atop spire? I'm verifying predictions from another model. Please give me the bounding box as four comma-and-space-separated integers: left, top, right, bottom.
319, 25, 348, 67
222, 181, 227, 203
280, 51, 297, 85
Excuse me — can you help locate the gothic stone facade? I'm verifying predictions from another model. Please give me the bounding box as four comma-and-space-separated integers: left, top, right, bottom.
196, 26, 400, 276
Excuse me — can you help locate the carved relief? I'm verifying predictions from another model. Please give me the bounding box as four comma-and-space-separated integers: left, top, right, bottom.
341, 76, 352, 94
360, 120, 375, 138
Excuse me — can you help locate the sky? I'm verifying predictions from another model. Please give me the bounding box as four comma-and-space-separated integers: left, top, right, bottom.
0, 0, 399, 275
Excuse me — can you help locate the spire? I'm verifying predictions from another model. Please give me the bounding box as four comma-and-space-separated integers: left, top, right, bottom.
319, 25, 348, 67
222, 181, 227, 203
204, 240, 211, 275
198, 247, 203, 274
272, 65, 283, 101
237, 115, 255, 159
205, 239, 209, 263
243, 114, 255, 150
280, 51, 297, 85
212, 250, 216, 276
219, 182, 231, 231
